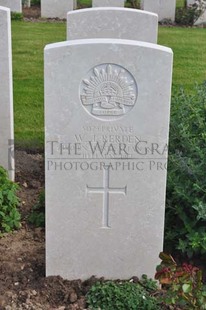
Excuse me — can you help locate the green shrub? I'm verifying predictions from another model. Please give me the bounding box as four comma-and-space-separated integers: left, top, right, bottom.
165, 82, 206, 257
31, 0, 40, 5
0, 167, 21, 234
86, 278, 160, 310
28, 190, 45, 227
11, 12, 23, 21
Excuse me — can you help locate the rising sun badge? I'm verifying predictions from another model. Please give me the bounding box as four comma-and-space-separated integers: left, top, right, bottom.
80, 64, 138, 120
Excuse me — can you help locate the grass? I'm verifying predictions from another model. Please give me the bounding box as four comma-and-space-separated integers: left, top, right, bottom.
158, 28, 206, 92
12, 21, 66, 148
78, 0, 92, 7
12, 19, 206, 148
176, 0, 185, 8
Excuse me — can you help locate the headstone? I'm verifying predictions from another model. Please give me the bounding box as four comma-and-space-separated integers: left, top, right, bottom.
187, 0, 195, 5
93, 0, 124, 7
23, 0, 31, 8
194, 10, 206, 25
73, 0, 77, 9
141, 0, 176, 22
0, 6, 14, 180
41, 0, 74, 19
45, 38, 173, 280
67, 8, 158, 44
0, 0, 22, 12
194, 1, 206, 25
179, 1, 206, 26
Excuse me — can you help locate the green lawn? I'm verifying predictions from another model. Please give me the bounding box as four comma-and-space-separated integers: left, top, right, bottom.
11, 21, 206, 148
158, 27, 206, 91
176, 0, 185, 8
12, 21, 66, 148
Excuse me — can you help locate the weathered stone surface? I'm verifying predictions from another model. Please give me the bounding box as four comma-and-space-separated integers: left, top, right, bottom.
0, 6, 14, 180
45, 38, 173, 280
93, 0, 125, 7
194, 1, 206, 25
0, 0, 21, 12
67, 8, 158, 43
187, 0, 195, 4
141, 0, 176, 22
41, 0, 74, 19
73, 0, 77, 9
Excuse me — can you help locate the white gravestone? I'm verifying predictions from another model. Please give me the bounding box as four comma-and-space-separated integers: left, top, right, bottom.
195, 11, 206, 25
93, 0, 124, 7
194, 1, 206, 25
23, 0, 31, 8
187, 0, 195, 5
41, 0, 74, 19
0, 6, 14, 180
67, 8, 158, 44
45, 38, 173, 280
0, 0, 22, 12
73, 0, 77, 9
141, 0, 176, 22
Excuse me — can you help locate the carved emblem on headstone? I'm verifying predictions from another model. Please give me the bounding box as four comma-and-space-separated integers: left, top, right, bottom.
80, 64, 137, 120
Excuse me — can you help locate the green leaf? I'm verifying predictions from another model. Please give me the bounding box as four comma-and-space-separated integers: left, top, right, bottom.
182, 283, 191, 293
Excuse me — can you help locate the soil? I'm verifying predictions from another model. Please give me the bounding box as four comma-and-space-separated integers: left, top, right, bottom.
23, 6, 41, 19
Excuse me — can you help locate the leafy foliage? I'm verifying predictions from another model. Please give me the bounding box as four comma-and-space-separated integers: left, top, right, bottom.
0, 167, 21, 234
11, 12, 23, 21
28, 190, 45, 227
155, 253, 206, 309
165, 82, 206, 258
86, 277, 160, 310
31, 0, 40, 5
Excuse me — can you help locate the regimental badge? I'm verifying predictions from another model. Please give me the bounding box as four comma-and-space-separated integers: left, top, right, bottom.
80, 64, 138, 120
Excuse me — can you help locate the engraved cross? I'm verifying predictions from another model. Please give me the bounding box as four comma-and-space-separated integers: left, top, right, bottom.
86, 168, 127, 228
